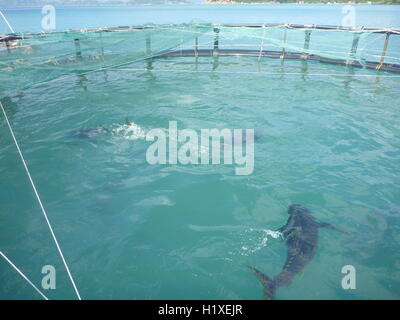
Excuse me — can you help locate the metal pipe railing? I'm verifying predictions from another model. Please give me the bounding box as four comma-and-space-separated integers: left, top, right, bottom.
1, 23, 399, 74
376, 32, 391, 70
3, 23, 399, 39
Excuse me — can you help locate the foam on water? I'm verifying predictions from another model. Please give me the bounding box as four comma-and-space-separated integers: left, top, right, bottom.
239, 229, 283, 256
188, 224, 282, 256
111, 122, 146, 141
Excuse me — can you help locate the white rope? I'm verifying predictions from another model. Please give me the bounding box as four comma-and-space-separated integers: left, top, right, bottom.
0, 10, 15, 33
0, 251, 49, 300
0, 101, 82, 300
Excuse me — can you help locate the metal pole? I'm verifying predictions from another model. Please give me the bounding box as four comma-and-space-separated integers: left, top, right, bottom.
5, 40, 11, 53
195, 35, 199, 57
146, 33, 153, 70
347, 32, 360, 66
301, 29, 311, 60
213, 27, 220, 56
258, 25, 266, 62
304, 30, 311, 50
99, 32, 104, 58
376, 32, 390, 70
74, 38, 82, 60
146, 34, 151, 54
280, 28, 287, 59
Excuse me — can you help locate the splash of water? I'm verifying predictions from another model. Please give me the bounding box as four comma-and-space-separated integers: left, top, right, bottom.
111, 121, 146, 141
240, 229, 282, 256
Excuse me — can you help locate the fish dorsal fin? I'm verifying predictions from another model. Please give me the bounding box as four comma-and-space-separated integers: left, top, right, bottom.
125, 117, 132, 126
318, 222, 349, 234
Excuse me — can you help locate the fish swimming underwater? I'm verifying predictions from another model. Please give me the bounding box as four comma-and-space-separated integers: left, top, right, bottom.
250, 204, 347, 300
220, 128, 263, 148
68, 126, 110, 141
67, 118, 139, 142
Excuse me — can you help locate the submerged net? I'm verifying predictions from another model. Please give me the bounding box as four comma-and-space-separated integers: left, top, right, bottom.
0, 24, 209, 97
217, 25, 399, 62
1, 23, 399, 98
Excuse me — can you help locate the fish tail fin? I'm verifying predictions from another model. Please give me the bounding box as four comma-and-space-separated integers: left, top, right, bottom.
248, 266, 277, 300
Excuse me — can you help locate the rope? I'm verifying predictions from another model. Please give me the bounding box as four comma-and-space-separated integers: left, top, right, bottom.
0, 251, 49, 300
0, 101, 82, 300
0, 10, 15, 33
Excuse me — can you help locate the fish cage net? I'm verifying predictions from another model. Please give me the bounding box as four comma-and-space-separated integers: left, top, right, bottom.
1, 23, 399, 98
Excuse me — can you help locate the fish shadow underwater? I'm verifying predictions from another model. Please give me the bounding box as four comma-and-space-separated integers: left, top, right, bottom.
67, 126, 110, 142
249, 204, 349, 300
65, 118, 143, 144
66, 120, 264, 145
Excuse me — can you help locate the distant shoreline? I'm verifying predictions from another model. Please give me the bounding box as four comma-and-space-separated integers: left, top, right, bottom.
201, 1, 398, 4
0, 3, 399, 9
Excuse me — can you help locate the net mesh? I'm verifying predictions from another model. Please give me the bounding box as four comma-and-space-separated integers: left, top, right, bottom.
1, 23, 399, 98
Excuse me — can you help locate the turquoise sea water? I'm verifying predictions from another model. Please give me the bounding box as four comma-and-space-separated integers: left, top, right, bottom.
0, 6, 400, 300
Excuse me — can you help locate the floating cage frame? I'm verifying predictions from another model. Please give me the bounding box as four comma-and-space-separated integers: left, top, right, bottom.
158, 24, 400, 74
1, 23, 400, 74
